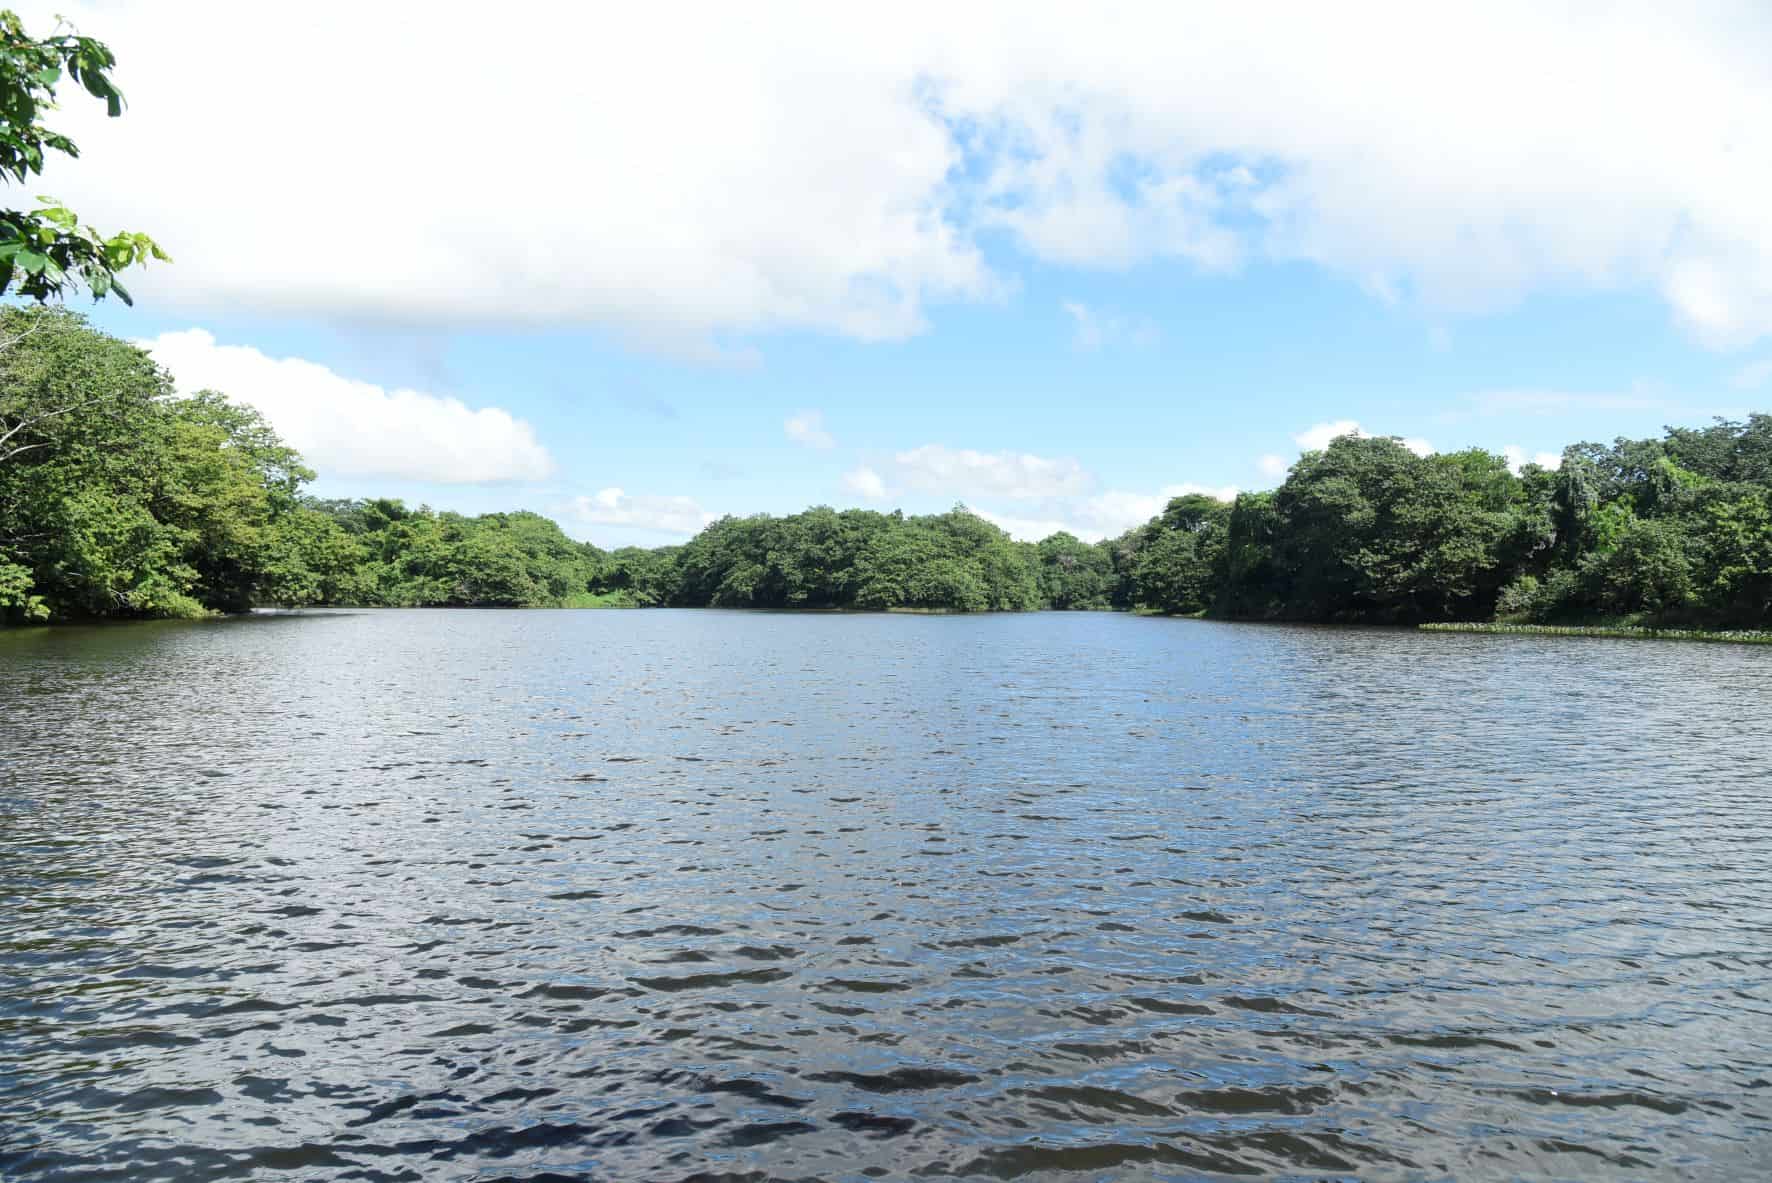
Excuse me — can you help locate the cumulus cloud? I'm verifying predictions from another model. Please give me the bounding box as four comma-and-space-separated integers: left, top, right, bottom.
1292, 420, 1364, 452
1257, 453, 1291, 480
28, 3, 989, 348
139, 329, 553, 483
26, 2, 1772, 348
1292, 420, 1432, 456
1503, 445, 1565, 474
560, 488, 716, 536
892, 444, 1093, 499
976, 482, 1240, 542
881, 437, 1236, 537
972, 508, 1078, 541
1080, 484, 1240, 536
842, 465, 889, 500
784, 409, 836, 449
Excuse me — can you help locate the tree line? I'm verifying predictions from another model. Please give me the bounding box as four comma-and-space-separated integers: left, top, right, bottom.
2, 12, 1768, 631
3, 307, 1770, 627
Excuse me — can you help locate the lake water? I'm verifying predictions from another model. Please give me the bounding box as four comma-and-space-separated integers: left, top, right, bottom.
4, 609, 1772, 1180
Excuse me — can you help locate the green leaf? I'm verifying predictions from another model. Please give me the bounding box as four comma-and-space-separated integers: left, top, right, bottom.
77, 68, 125, 117
33, 202, 77, 231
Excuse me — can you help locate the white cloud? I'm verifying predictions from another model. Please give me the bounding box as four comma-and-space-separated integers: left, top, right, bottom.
842, 465, 889, 500
1257, 453, 1290, 479
1730, 359, 1772, 390
1062, 300, 1160, 350
30, 3, 989, 349
139, 329, 552, 483
561, 488, 716, 536
1293, 420, 1364, 451
1502, 445, 1565, 474
977, 482, 1239, 542
1291, 419, 1432, 457
1085, 484, 1239, 534
1173, 481, 1240, 502
972, 508, 1077, 541
27, 2, 1772, 348
784, 409, 836, 449
892, 443, 1093, 499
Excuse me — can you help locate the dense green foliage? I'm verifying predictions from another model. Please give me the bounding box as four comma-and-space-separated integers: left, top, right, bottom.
0, 9, 165, 303
301, 499, 606, 608
0, 309, 612, 621
5, 307, 1772, 629
566, 418, 1772, 627
1125, 426, 1772, 627
0, 308, 354, 618
666, 505, 1041, 611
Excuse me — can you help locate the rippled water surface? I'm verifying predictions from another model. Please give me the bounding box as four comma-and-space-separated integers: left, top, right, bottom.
5, 609, 1772, 1181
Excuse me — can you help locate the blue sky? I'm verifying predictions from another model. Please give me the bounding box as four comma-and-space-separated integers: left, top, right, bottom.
35, 3, 1772, 545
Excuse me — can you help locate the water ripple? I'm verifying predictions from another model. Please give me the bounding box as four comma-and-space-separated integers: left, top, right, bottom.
4, 609, 1772, 1179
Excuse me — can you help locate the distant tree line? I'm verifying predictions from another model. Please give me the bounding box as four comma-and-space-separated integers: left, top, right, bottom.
1121, 429, 1772, 627
4, 308, 1770, 628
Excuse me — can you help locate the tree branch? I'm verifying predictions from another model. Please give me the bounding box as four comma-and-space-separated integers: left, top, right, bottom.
0, 393, 115, 460
0, 315, 47, 356
0, 441, 50, 464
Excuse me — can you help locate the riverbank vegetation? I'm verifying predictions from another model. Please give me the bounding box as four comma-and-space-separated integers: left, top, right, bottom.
1421, 622, 1772, 644
4, 309, 1771, 629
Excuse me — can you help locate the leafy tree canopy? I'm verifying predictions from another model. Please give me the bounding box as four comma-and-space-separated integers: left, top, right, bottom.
4, 311, 1771, 631
0, 8, 166, 304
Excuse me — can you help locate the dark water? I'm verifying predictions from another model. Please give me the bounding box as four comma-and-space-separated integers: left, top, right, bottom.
4, 610, 1772, 1181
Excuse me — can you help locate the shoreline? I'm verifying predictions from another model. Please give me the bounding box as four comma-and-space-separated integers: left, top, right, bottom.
10, 609, 1772, 643
1420, 622, 1772, 645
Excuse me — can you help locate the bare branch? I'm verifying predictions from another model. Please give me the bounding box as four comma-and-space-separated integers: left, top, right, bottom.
0, 394, 117, 460
0, 441, 50, 464
0, 315, 48, 356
